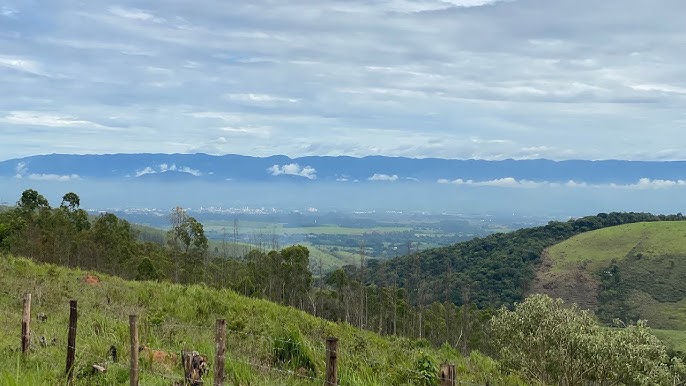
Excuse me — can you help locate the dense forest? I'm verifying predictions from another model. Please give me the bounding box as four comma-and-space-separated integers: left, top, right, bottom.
1, 189, 684, 354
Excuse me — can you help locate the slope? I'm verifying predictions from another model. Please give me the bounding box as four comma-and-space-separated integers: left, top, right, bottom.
0, 254, 523, 386
532, 221, 686, 351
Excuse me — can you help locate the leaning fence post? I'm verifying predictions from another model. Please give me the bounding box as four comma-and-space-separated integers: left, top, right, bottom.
21, 293, 31, 354
325, 337, 338, 386
214, 319, 226, 386
439, 363, 456, 386
130, 315, 139, 386
65, 300, 78, 382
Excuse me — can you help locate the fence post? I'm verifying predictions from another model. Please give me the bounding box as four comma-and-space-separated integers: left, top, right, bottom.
21, 293, 31, 354
214, 319, 226, 386
325, 337, 338, 386
129, 315, 139, 386
439, 363, 456, 386
65, 300, 77, 382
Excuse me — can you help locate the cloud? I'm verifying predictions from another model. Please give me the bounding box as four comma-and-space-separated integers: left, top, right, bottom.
1, 6, 18, 17
2, 0, 686, 161
437, 177, 686, 190
27, 173, 82, 182
225, 93, 300, 103
624, 178, 686, 190
135, 164, 203, 177
0, 57, 49, 77
0, 111, 105, 128
438, 177, 544, 188
267, 163, 317, 179
13, 162, 81, 181
108, 6, 166, 23
368, 174, 399, 181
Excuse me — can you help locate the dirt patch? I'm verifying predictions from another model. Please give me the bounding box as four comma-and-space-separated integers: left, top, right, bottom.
529, 249, 600, 311
84, 274, 100, 285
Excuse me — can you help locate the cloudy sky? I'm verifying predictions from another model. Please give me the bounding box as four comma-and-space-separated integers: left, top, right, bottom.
1, 0, 685, 161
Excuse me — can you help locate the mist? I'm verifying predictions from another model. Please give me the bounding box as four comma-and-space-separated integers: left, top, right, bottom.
2, 177, 685, 217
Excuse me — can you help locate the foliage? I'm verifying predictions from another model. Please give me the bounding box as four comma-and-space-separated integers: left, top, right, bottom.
272, 327, 317, 375
491, 294, 685, 386
544, 221, 686, 333
366, 212, 684, 310
0, 254, 521, 385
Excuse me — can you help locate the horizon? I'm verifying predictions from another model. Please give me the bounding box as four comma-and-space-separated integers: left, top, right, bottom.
6, 151, 686, 163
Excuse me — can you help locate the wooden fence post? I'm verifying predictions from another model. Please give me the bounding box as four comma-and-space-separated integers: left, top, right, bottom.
325, 337, 338, 386
65, 300, 77, 382
129, 315, 139, 386
21, 293, 31, 354
214, 319, 226, 386
439, 363, 456, 386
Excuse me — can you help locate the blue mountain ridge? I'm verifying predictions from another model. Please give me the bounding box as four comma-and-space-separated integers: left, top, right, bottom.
1, 153, 686, 184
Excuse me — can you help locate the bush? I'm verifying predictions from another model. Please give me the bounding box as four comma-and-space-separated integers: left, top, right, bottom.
491, 294, 685, 385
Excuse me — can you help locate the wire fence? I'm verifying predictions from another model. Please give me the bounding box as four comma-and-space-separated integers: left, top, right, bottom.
13, 293, 480, 386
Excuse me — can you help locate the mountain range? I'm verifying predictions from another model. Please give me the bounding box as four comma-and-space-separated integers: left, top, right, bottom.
2, 153, 686, 185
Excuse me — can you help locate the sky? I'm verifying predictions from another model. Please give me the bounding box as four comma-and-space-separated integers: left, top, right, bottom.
1, 0, 685, 161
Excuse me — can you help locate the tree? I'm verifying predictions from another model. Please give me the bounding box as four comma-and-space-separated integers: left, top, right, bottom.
281, 245, 312, 308
491, 294, 685, 385
17, 189, 50, 213
167, 207, 208, 283
60, 192, 80, 210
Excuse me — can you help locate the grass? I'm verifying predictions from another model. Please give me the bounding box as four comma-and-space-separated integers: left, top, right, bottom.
652, 329, 686, 353
540, 221, 686, 350
547, 221, 686, 273
0, 254, 524, 385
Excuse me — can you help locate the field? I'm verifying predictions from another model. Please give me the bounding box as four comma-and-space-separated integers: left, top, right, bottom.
533, 221, 686, 351
546, 221, 686, 273
0, 254, 524, 386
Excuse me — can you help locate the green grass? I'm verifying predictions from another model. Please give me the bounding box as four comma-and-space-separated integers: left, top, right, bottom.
547, 221, 686, 273
652, 329, 686, 353
0, 254, 524, 385
540, 221, 686, 350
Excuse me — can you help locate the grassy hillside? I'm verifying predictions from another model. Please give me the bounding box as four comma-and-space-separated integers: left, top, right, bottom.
533, 221, 686, 351
0, 254, 523, 386
546, 221, 686, 272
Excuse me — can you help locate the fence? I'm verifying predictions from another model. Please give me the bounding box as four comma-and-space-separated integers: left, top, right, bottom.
18, 292, 466, 386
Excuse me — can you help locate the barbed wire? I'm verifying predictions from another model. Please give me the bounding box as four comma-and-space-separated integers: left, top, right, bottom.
9, 302, 479, 386
229, 356, 330, 385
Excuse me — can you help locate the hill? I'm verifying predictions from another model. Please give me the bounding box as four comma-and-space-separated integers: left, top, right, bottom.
3, 153, 686, 184
532, 221, 686, 350
0, 254, 522, 386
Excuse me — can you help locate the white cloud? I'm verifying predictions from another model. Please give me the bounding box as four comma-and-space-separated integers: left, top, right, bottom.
1, 111, 104, 128
565, 180, 588, 188
438, 177, 686, 190
225, 93, 300, 103
267, 163, 317, 179
368, 174, 399, 181
134, 166, 156, 177
0, 57, 48, 76
15, 162, 28, 176
438, 177, 546, 188
625, 178, 686, 190
27, 173, 82, 182
1, 6, 18, 17
13, 161, 82, 181
135, 164, 203, 177
2, 0, 686, 161
108, 6, 165, 23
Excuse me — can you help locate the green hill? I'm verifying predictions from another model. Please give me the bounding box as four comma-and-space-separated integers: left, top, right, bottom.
0, 254, 522, 386
532, 221, 686, 351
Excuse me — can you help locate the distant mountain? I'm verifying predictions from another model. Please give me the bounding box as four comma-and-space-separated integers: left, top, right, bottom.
2, 153, 686, 185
